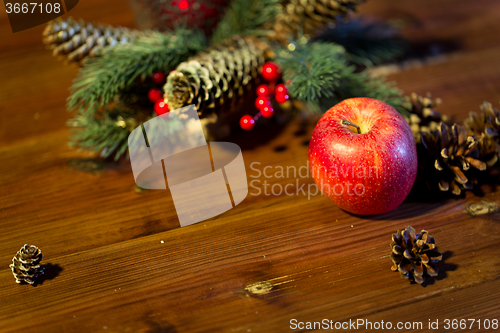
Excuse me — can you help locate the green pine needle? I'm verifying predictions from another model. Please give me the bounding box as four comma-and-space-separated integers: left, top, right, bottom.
276, 41, 406, 114
68, 28, 208, 116
276, 42, 346, 111
67, 112, 131, 160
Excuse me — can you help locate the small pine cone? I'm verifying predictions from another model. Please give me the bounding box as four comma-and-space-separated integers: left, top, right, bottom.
164, 36, 271, 118
390, 226, 442, 284
9, 244, 44, 285
464, 101, 500, 166
43, 17, 143, 64
420, 123, 486, 195
404, 92, 448, 143
269, 0, 365, 43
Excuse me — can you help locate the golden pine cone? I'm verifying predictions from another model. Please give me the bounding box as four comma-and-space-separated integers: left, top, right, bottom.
9, 244, 44, 285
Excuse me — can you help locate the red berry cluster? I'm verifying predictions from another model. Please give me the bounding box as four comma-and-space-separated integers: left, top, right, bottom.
240, 62, 289, 131
145, 71, 170, 116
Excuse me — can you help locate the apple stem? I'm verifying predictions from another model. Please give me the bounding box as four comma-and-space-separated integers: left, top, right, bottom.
341, 119, 361, 134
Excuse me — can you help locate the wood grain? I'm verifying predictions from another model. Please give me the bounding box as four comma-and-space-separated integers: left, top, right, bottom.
1, 1, 500, 332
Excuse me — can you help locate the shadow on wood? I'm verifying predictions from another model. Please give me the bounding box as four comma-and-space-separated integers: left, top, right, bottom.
421, 251, 457, 287
34, 263, 63, 287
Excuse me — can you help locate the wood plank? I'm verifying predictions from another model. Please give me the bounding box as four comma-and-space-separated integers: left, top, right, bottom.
386, 46, 500, 123
0, 187, 499, 332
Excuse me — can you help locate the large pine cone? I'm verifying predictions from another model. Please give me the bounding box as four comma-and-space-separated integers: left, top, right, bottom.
390, 226, 442, 284
163, 36, 271, 118
270, 0, 365, 42
464, 101, 500, 136
43, 17, 143, 64
464, 101, 500, 166
9, 244, 44, 285
404, 92, 448, 144
420, 123, 486, 195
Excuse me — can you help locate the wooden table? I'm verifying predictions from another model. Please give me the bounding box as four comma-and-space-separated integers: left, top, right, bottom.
1, 1, 500, 332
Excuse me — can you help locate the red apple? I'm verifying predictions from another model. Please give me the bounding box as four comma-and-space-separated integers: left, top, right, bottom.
308, 97, 417, 215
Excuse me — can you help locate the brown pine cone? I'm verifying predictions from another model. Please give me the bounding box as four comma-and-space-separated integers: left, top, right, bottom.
404, 92, 449, 143
420, 123, 486, 195
270, 0, 365, 43
9, 244, 44, 285
43, 17, 144, 64
164, 36, 271, 118
464, 101, 500, 136
464, 101, 500, 166
390, 226, 442, 284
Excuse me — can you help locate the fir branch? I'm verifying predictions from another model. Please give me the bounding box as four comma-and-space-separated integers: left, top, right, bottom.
67, 112, 132, 160
276, 41, 406, 114
315, 18, 406, 67
211, 0, 282, 44
67, 100, 187, 160
67, 96, 158, 160
276, 42, 346, 110
68, 28, 208, 116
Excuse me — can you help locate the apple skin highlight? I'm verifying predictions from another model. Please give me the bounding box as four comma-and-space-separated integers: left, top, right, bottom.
308, 97, 418, 215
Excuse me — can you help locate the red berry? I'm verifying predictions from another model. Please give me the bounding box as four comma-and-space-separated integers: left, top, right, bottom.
178, 0, 189, 10
154, 99, 170, 115
257, 84, 272, 97
240, 115, 255, 131
255, 97, 271, 110
148, 88, 163, 103
261, 106, 274, 118
152, 71, 166, 84
261, 62, 281, 82
275, 83, 288, 95
275, 92, 290, 104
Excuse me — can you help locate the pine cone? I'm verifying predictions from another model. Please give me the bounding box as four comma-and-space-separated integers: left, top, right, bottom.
464, 101, 500, 166
9, 244, 44, 285
43, 17, 143, 64
164, 36, 271, 118
404, 92, 449, 143
419, 122, 486, 195
390, 226, 442, 284
270, 0, 365, 43
464, 101, 500, 135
